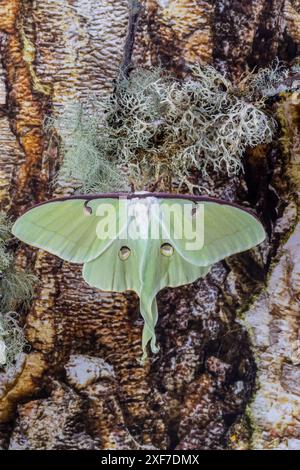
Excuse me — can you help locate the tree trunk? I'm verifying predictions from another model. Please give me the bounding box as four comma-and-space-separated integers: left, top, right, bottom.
0, 0, 299, 450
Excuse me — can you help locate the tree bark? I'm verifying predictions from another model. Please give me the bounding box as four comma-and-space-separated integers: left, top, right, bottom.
0, 0, 299, 450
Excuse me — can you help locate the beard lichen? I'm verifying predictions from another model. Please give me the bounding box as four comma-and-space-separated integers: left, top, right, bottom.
50, 64, 276, 193
0, 213, 35, 368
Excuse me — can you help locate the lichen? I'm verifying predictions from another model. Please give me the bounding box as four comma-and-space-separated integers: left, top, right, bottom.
0, 312, 26, 367
49, 64, 276, 193
246, 59, 300, 98
246, 59, 289, 97
0, 212, 35, 368
48, 101, 130, 193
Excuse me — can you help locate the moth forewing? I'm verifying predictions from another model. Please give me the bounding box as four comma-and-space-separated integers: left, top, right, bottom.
95, 202, 117, 241
126, 199, 152, 240
183, 203, 205, 251
95, 198, 128, 241
159, 202, 184, 242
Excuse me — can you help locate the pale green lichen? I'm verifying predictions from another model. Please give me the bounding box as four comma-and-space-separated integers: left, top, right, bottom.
246, 59, 300, 97
49, 64, 276, 193
49, 101, 129, 193
0, 213, 35, 368
0, 312, 26, 367
246, 59, 288, 97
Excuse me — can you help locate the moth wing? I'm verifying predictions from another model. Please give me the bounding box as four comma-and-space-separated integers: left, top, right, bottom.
159, 199, 266, 267
82, 218, 212, 361
82, 238, 146, 294
83, 235, 211, 296
12, 198, 125, 263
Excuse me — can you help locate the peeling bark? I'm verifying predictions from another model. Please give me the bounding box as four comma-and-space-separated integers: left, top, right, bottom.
0, 0, 48, 210
0, 0, 299, 450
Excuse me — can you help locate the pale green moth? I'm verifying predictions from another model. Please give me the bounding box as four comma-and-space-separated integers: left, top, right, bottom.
12, 193, 266, 362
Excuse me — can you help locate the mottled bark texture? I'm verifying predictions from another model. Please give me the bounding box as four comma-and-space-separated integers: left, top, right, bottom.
0, 0, 299, 450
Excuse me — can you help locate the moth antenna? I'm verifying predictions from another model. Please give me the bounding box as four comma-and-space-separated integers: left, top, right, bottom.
83, 200, 93, 216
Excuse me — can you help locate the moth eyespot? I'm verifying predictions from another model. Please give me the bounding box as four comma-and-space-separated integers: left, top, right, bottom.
119, 246, 131, 261
83, 200, 93, 216
160, 243, 174, 257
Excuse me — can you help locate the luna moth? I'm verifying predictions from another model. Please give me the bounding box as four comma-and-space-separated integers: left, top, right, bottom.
12, 193, 266, 362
